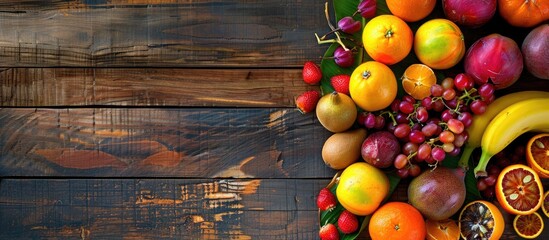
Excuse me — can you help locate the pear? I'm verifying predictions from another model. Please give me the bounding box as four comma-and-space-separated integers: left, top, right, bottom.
322, 128, 368, 170
316, 91, 357, 133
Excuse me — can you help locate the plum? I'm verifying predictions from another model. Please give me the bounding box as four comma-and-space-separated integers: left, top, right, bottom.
361, 131, 400, 168
442, 0, 496, 28
522, 24, 549, 80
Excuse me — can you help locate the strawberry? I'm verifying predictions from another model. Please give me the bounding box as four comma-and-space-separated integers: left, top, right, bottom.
295, 90, 320, 114
302, 61, 322, 85
316, 187, 337, 211
337, 210, 359, 234
319, 223, 340, 240
330, 74, 350, 95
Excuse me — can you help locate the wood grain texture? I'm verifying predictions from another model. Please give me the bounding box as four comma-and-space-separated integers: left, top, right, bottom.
0, 68, 315, 107
0, 108, 334, 178
0, 0, 326, 67
0, 178, 330, 239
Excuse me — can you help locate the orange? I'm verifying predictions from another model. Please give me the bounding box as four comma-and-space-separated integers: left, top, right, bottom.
526, 133, 549, 178
414, 19, 465, 70
336, 162, 389, 216
542, 191, 549, 218
513, 212, 544, 239
349, 61, 397, 111
362, 15, 413, 65
386, 0, 437, 22
458, 200, 505, 240
495, 164, 543, 215
368, 201, 426, 240
402, 64, 437, 100
498, 0, 549, 28
425, 219, 460, 240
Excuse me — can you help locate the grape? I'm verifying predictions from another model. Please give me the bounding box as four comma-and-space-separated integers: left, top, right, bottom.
483, 94, 496, 104
357, 112, 367, 126
415, 107, 429, 122
454, 73, 474, 91
432, 99, 445, 112
470, 100, 488, 115
417, 143, 432, 161
402, 95, 416, 104
402, 142, 419, 156
478, 83, 495, 99
482, 188, 495, 199
395, 112, 408, 124
477, 178, 488, 191
457, 112, 473, 128
408, 164, 422, 177
421, 123, 438, 137
442, 88, 456, 101
441, 77, 454, 90
439, 130, 455, 143
390, 99, 401, 112
430, 84, 444, 97
441, 109, 456, 122
364, 113, 376, 128
394, 123, 411, 139
409, 130, 425, 144
445, 97, 459, 109
453, 131, 468, 148
394, 154, 409, 169
431, 147, 446, 161
442, 142, 455, 153
447, 119, 465, 134
484, 175, 497, 187
448, 147, 460, 156
422, 97, 433, 108
397, 168, 410, 178
374, 115, 385, 129
399, 100, 415, 114
487, 165, 501, 176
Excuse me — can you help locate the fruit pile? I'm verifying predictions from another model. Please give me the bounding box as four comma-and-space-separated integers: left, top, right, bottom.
294, 0, 549, 239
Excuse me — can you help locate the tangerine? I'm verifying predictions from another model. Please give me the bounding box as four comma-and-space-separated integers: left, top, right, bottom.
336, 162, 389, 216
495, 164, 543, 215
513, 212, 544, 239
368, 201, 426, 240
349, 61, 397, 112
402, 64, 437, 100
414, 19, 465, 70
425, 219, 460, 240
498, 0, 549, 28
362, 15, 413, 65
386, 0, 437, 22
526, 133, 549, 178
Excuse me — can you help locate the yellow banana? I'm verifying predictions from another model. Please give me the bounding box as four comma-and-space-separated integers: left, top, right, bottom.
458, 91, 549, 168
473, 97, 549, 177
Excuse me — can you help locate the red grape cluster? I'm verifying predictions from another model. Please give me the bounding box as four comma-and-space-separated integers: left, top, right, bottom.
358, 73, 495, 178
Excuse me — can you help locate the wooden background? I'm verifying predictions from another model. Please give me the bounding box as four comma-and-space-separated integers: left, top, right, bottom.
0, 0, 547, 239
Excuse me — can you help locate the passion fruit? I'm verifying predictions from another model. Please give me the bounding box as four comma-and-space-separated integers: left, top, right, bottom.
361, 131, 400, 168
459, 200, 504, 240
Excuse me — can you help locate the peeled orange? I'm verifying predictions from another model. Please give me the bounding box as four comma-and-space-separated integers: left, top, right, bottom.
402, 64, 437, 100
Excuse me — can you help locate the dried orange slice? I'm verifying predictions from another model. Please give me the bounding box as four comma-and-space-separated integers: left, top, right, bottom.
543, 191, 549, 218
526, 133, 549, 178
458, 200, 504, 240
401, 64, 436, 100
513, 212, 544, 239
495, 164, 543, 215
425, 218, 460, 240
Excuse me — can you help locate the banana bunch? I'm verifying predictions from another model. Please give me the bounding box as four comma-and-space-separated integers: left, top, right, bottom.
463, 91, 549, 177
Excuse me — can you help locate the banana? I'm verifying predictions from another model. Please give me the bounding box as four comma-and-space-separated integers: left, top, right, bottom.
473, 97, 549, 177
458, 91, 549, 168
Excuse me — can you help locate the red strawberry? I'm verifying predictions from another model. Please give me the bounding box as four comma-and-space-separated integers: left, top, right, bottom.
295, 90, 320, 114
337, 210, 358, 234
302, 61, 322, 85
316, 188, 337, 211
330, 74, 350, 95
319, 223, 339, 240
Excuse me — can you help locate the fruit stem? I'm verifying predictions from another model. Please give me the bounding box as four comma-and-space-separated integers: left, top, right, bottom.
458, 145, 474, 169
323, 2, 336, 31
473, 150, 493, 178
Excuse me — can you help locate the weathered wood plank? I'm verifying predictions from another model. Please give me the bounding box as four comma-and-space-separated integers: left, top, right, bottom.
0, 178, 330, 239
0, 108, 334, 178
0, 68, 315, 107
0, 0, 325, 67
0, 178, 542, 239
